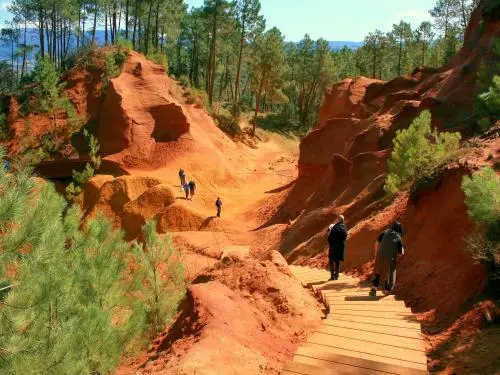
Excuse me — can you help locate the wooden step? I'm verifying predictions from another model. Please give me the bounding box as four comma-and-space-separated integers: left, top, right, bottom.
327, 309, 418, 320
292, 353, 428, 375
325, 296, 401, 304
296, 342, 427, 372
330, 304, 411, 313
325, 314, 421, 330
325, 294, 399, 301
305, 333, 427, 365
321, 319, 422, 339
316, 325, 425, 351
283, 359, 390, 374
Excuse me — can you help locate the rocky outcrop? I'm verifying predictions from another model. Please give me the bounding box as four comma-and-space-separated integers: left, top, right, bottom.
137, 256, 322, 374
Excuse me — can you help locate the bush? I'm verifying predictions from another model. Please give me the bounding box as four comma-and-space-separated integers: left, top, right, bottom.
184, 87, 209, 109
0, 149, 186, 374
146, 50, 168, 72
133, 221, 185, 337
178, 74, 190, 87
214, 112, 242, 137
462, 167, 500, 227
0, 113, 8, 140
66, 129, 101, 201
462, 167, 500, 282
384, 110, 461, 194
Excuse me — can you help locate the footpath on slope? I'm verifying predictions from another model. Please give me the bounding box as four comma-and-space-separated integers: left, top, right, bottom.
283, 265, 429, 375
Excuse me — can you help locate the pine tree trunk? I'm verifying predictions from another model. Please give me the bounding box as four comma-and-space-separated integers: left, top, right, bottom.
145, 1, 153, 54
92, 1, 97, 44
253, 71, 265, 136
133, 0, 138, 49
397, 38, 402, 76
76, 2, 81, 49
125, 0, 130, 40
234, 16, 245, 104
105, 11, 108, 45
154, 0, 160, 50
208, 9, 218, 105
112, 1, 117, 44
52, 2, 56, 63
21, 19, 27, 78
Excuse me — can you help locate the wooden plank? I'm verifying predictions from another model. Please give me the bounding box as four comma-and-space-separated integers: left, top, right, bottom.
321, 319, 422, 339
330, 304, 411, 313
306, 332, 428, 364
296, 342, 428, 371
328, 309, 418, 320
283, 359, 390, 375
294, 354, 428, 375
316, 325, 425, 351
319, 289, 373, 296
326, 296, 401, 304
325, 314, 421, 330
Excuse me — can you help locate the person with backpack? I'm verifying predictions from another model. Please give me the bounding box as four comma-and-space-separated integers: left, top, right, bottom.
369, 221, 405, 296
215, 197, 222, 218
188, 180, 196, 200
183, 182, 190, 200
179, 169, 186, 189
3, 159, 10, 173
327, 215, 348, 281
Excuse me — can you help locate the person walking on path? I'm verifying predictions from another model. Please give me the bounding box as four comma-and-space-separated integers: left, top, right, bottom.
327, 215, 348, 281
369, 221, 405, 296
188, 180, 196, 200
215, 197, 222, 218
183, 182, 190, 200
179, 169, 186, 189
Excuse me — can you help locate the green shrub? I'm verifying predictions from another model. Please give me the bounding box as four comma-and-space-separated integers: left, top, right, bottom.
462, 167, 500, 227
214, 112, 242, 137
178, 74, 190, 87
66, 129, 101, 201
0, 149, 186, 374
146, 50, 168, 72
184, 87, 209, 109
462, 167, 500, 282
384, 110, 461, 194
0, 113, 8, 140
133, 221, 185, 337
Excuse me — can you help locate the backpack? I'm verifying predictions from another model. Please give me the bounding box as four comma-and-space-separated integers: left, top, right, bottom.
328, 223, 347, 244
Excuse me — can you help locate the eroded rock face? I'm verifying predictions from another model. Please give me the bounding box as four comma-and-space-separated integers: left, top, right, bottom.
298, 4, 500, 182
137, 256, 322, 375
98, 53, 190, 161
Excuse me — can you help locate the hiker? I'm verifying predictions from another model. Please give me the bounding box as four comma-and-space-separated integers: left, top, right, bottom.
3, 159, 10, 172
369, 221, 405, 296
183, 182, 190, 199
188, 180, 196, 200
179, 169, 186, 188
327, 215, 348, 281
215, 197, 222, 218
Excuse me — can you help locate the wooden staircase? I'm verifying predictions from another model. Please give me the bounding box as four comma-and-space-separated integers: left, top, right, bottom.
283, 265, 428, 375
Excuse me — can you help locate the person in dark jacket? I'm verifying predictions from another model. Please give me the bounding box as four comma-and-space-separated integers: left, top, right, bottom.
179, 169, 186, 189
188, 180, 196, 200
215, 197, 222, 217
370, 221, 405, 296
327, 215, 348, 281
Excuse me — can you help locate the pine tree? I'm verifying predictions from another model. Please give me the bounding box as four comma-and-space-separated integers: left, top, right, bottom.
133, 220, 185, 338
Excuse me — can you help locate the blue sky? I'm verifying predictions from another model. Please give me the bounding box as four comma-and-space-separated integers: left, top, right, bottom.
0, 0, 435, 42
187, 0, 435, 41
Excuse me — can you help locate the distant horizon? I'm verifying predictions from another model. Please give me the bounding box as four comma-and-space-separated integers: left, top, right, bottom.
0, 29, 364, 61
